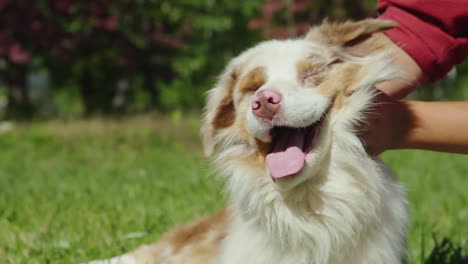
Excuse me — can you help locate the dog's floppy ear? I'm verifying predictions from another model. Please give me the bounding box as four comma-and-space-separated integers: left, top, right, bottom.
201, 63, 239, 157
201, 118, 216, 157
306, 19, 397, 49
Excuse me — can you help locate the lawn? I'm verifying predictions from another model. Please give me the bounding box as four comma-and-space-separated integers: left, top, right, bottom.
0, 114, 466, 264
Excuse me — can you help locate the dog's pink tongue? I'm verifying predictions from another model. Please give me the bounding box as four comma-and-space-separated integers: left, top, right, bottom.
266, 129, 306, 179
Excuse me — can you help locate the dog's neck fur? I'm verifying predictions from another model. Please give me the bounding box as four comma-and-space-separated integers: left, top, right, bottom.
220, 131, 382, 263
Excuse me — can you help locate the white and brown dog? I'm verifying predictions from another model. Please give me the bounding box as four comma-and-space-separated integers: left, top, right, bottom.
88, 19, 408, 264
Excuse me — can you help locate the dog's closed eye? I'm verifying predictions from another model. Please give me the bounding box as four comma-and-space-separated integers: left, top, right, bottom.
300, 58, 343, 86
303, 67, 326, 85
301, 65, 329, 87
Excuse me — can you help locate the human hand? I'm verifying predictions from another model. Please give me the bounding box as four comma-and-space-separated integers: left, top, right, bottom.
358, 91, 412, 156
372, 33, 425, 99
358, 33, 423, 155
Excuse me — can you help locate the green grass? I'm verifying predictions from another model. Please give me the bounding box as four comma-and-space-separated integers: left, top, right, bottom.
0, 115, 466, 263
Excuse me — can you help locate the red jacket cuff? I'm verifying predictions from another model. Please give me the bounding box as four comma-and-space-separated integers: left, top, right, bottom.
379, 4, 468, 82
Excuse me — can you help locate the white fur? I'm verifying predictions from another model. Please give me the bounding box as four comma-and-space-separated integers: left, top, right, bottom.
243, 40, 332, 141
84, 254, 140, 264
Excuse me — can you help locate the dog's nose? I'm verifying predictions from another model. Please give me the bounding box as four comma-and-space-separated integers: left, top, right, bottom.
251, 90, 282, 120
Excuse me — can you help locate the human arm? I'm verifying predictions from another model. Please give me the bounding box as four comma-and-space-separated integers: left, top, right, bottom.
360, 0, 468, 155
362, 34, 468, 155
362, 93, 468, 155
396, 101, 468, 154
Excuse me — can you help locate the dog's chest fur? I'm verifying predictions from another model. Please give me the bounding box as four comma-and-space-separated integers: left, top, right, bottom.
217, 139, 407, 264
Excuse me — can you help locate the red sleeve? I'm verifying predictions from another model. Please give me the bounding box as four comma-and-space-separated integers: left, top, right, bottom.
377, 0, 468, 82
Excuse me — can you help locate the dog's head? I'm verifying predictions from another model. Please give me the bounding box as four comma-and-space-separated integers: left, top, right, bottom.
202, 19, 398, 190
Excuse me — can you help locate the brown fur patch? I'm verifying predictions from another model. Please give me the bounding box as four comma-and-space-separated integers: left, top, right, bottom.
229, 151, 267, 175
314, 63, 365, 110
296, 59, 329, 86
164, 208, 229, 253
307, 19, 397, 47
129, 208, 230, 263
238, 66, 266, 95
255, 139, 270, 157
213, 100, 235, 129
344, 32, 395, 58
213, 70, 238, 129
316, 63, 361, 96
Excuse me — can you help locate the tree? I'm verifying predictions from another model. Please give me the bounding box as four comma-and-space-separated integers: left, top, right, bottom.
0, 0, 263, 117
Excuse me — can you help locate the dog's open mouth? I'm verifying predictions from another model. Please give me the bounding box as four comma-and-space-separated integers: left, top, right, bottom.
266, 119, 323, 180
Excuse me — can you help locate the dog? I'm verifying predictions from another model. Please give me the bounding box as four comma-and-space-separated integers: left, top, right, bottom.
87, 18, 408, 264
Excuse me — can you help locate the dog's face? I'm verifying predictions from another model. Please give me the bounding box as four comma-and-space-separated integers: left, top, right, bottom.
202, 19, 397, 189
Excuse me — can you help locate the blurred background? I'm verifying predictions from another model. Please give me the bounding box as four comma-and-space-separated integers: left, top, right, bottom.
1, 0, 467, 120
0, 1, 466, 263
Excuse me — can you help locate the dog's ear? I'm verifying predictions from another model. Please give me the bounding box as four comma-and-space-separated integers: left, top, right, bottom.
306, 19, 397, 49
201, 64, 239, 157
201, 118, 216, 157
310, 19, 400, 110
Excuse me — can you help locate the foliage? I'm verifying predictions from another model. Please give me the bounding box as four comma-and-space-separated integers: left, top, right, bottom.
0, 0, 467, 119
426, 236, 468, 264
0, 0, 264, 117
415, 60, 468, 101
249, 0, 373, 39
